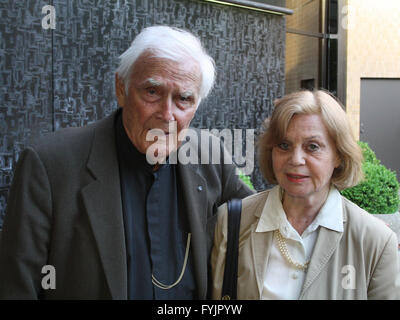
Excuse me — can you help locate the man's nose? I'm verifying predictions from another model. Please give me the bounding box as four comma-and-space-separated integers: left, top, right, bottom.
159, 96, 175, 122
289, 147, 306, 166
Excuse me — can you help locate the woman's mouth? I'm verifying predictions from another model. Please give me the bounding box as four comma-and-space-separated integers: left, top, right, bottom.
286, 173, 309, 183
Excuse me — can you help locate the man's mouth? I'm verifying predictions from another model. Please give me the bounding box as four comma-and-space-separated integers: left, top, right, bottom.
148, 128, 170, 135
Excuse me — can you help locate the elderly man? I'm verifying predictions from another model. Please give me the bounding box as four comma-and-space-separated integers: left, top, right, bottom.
0, 26, 253, 299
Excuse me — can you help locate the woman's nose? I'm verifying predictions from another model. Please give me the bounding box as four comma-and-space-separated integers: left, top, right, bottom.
289, 147, 306, 166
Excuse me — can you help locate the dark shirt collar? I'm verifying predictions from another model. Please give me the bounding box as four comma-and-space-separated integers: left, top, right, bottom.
115, 109, 159, 173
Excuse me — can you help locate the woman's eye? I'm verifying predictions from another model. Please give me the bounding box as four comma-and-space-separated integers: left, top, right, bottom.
278, 142, 289, 150
307, 143, 320, 152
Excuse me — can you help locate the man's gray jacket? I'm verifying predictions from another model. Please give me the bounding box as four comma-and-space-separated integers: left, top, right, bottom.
0, 109, 253, 299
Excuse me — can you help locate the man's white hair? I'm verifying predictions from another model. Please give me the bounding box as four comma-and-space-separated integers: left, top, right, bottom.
116, 25, 216, 100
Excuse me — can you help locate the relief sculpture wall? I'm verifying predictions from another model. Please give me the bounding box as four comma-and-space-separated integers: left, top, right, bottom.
0, 0, 286, 226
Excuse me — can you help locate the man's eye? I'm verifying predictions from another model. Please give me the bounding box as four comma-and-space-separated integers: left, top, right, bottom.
177, 95, 194, 108
179, 95, 192, 102
146, 87, 157, 95
277, 142, 289, 150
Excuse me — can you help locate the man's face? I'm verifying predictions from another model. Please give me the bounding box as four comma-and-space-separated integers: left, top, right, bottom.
116, 54, 201, 158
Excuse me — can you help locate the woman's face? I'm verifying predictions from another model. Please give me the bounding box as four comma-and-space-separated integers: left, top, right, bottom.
272, 114, 341, 202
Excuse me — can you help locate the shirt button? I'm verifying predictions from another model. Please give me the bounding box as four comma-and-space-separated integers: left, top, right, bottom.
197, 185, 203, 192
292, 273, 298, 279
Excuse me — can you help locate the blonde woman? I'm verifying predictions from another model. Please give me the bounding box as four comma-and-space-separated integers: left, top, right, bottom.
211, 90, 400, 300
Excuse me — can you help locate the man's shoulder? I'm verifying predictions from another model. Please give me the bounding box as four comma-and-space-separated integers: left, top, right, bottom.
35, 123, 93, 148
32, 111, 117, 159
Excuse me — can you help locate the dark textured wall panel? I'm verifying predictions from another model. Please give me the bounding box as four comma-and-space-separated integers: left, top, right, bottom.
0, 0, 53, 226
0, 0, 286, 225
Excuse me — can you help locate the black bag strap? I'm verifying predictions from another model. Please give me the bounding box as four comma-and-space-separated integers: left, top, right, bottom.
221, 198, 242, 300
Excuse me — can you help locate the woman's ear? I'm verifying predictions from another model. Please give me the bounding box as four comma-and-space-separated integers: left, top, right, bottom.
334, 154, 342, 169
115, 73, 126, 107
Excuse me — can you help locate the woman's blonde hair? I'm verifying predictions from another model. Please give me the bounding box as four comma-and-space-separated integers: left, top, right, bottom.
257, 90, 363, 190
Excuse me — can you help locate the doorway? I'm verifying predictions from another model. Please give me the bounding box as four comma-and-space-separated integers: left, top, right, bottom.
360, 78, 400, 179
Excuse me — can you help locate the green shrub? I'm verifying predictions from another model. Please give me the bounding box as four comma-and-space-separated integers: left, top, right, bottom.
358, 141, 380, 165
341, 142, 400, 214
239, 172, 255, 190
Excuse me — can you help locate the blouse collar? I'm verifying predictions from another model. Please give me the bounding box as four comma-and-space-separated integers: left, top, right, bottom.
255, 185, 344, 239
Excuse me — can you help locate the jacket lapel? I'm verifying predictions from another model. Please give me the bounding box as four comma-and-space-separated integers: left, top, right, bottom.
177, 161, 208, 299
247, 192, 273, 299
81, 110, 128, 299
299, 227, 343, 298
250, 227, 273, 298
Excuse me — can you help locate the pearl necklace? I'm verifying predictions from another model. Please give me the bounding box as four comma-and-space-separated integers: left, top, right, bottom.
274, 230, 309, 271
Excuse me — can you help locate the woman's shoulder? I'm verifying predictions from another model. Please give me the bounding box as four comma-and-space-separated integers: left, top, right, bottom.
216, 189, 271, 233
342, 196, 396, 244
242, 189, 270, 211
217, 190, 270, 216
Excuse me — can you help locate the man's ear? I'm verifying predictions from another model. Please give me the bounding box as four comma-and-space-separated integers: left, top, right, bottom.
115, 73, 126, 107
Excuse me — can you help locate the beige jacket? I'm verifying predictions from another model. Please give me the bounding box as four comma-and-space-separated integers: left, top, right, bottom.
211, 190, 400, 300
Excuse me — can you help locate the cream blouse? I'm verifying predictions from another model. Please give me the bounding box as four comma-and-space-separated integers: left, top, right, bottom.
255, 185, 344, 299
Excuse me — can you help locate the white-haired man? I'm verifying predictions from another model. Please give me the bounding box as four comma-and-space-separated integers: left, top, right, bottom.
0, 26, 253, 299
